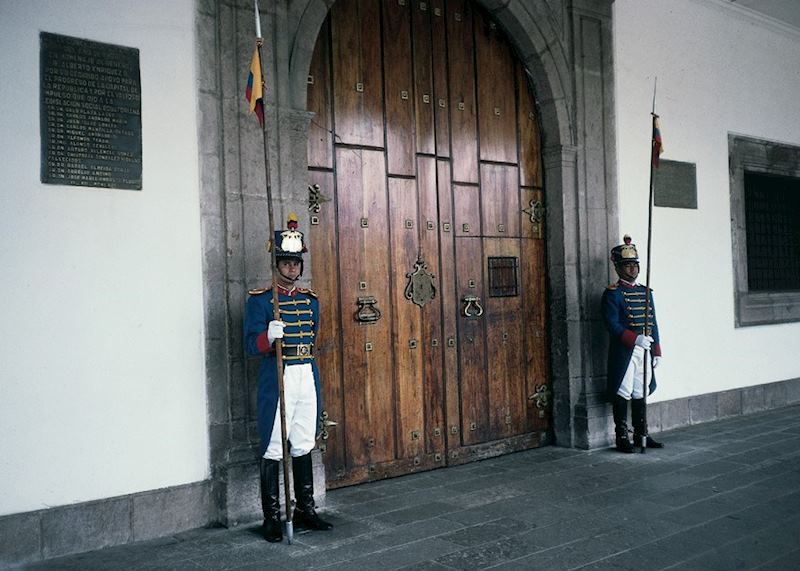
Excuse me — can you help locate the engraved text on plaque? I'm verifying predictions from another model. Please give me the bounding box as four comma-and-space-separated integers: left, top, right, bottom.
40, 32, 142, 190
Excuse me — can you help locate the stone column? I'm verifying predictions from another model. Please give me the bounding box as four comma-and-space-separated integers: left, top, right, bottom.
197, 0, 326, 526
568, 0, 619, 448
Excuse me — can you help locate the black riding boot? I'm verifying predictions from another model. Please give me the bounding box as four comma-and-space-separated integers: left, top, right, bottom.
613, 396, 634, 453
292, 453, 333, 531
259, 458, 283, 542
631, 398, 664, 448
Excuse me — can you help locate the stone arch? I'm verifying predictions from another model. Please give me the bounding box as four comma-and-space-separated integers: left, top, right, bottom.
287, 0, 574, 152
199, 0, 617, 525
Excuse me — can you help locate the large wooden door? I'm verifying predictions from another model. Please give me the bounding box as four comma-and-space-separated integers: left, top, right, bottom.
307, 0, 550, 488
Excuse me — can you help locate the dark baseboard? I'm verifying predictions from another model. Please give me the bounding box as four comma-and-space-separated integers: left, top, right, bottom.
0, 480, 214, 567
0, 449, 329, 568
648, 376, 800, 433
583, 376, 800, 449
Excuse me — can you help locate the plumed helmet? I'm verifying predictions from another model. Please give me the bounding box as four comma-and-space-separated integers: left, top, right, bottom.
268, 212, 307, 270
610, 234, 639, 265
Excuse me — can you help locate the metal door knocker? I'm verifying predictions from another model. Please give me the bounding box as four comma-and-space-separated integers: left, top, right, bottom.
355, 296, 382, 324
462, 295, 484, 317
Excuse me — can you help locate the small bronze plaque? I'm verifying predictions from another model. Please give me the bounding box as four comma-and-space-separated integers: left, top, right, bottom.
654, 159, 697, 209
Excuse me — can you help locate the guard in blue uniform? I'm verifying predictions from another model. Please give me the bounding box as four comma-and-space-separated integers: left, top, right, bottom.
244, 214, 333, 542
602, 235, 664, 453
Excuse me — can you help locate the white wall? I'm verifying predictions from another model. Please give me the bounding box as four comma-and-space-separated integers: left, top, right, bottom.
0, 0, 208, 516
613, 0, 800, 402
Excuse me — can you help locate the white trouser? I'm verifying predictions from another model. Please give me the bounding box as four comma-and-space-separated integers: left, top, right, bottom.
616, 346, 654, 400
263, 363, 318, 460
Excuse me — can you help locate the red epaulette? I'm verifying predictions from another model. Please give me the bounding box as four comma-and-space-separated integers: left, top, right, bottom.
606, 283, 618, 290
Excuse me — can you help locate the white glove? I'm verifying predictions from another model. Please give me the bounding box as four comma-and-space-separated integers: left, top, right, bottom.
267, 320, 285, 345
634, 334, 653, 350
652, 356, 662, 369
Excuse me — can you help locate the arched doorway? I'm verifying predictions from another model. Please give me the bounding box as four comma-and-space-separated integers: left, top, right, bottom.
306, 0, 550, 487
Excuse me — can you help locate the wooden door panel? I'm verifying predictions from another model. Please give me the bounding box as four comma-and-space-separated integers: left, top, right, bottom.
383, 0, 416, 175
446, 0, 478, 183
481, 163, 520, 238
418, 157, 445, 453
331, 0, 384, 148
308, 170, 344, 472
311, 0, 549, 487
483, 238, 526, 439
335, 148, 394, 467
431, 0, 450, 158
521, 237, 549, 430
437, 159, 461, 451
453, 184, 481, 237
521, 188, 544, 240
475, 9, 517, 164
455, 237, 488, 445
412, 1, 435, 156
516, 62, 543, 188
307, 20, 333, 169
388, 177, 424, 458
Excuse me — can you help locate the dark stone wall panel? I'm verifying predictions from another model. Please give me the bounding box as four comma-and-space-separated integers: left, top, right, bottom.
41, 498, 131, 559
0, 512, 40, 567
133, 483, 213, 542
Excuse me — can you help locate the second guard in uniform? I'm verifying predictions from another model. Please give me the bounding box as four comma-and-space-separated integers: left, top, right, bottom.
602, 235, 665, 453
244, 214, 333, 542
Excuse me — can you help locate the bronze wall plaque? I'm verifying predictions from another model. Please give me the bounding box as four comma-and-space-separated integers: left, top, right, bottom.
653, 159, 697, 209
40, 32, 142, 190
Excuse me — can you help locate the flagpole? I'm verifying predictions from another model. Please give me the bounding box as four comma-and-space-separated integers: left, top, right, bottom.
642, 79, 658, 454
254, 3, 294, 542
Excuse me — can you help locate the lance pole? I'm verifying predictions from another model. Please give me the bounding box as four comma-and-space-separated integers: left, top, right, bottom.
642, 79, 658, 454
254, 3, 294, 542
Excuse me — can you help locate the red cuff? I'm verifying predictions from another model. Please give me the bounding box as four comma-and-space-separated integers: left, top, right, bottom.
256, 331, 273, 354
621, 329, 638, 349
653, 343, 662, 357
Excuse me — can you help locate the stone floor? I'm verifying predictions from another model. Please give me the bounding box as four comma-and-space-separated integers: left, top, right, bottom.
17, 405, 800, 570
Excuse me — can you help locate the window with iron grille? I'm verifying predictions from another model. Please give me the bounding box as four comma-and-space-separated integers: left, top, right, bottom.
488, 256, 519, 297
744, 172, 800, 292
729, 134, 800, 326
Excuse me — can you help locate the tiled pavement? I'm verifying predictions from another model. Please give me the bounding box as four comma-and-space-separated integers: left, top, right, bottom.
18, 405, 800, 570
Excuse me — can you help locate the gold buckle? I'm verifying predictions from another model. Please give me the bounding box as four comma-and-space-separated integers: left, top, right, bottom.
297, 343, 311, 356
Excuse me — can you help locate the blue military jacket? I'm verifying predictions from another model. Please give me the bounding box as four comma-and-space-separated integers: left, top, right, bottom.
244, 284, 322, 456
601, 280, 662, 398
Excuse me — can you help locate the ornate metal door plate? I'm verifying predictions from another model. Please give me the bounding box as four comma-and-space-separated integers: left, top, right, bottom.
404, 256, 437, 307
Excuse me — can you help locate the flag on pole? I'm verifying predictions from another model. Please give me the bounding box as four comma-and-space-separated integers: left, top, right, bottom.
245, 47, 264, 127
651, 115, 663, 168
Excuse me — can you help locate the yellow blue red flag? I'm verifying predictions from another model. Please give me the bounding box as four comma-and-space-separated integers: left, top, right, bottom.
651, 115, 663, 168
245, 47, 264, 127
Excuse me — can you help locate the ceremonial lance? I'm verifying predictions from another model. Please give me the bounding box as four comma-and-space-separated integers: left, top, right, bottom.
246, 0, 295, 542
642, 78, 663, 454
